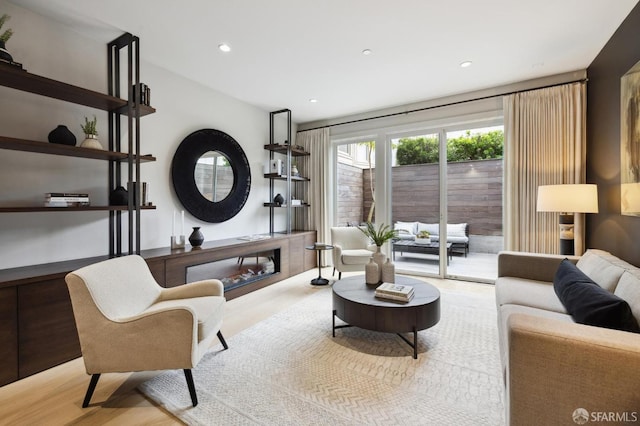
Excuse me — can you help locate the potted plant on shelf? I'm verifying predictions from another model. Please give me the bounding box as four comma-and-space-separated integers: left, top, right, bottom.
0, 13, 14, 63
415, 230, 431, 244
80, 115, 104, 150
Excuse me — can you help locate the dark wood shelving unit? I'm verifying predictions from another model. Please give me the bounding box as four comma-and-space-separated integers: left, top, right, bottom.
0, 33, 158, 389
265, 109, 310, 234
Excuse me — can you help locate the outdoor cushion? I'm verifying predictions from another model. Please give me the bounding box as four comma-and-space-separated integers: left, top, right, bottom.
448, 223, 467, 238
395, 221, 418, 235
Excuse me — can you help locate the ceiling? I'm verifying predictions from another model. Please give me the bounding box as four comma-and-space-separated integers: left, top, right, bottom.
11, 0, 640, 124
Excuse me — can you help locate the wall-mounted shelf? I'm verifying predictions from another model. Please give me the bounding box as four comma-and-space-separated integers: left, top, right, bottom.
0, 205, 156, 213
0, 136, 156, 162
263, 144, 310, 157
263, 173, 309, 182
0, 63, 155, 116
263, 203, 310, 208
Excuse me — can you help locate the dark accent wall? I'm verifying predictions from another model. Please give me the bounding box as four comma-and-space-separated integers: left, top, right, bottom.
587, 3, 640, 264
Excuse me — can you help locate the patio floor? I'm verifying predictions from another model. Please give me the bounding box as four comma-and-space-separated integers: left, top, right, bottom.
392, 250, 498, 283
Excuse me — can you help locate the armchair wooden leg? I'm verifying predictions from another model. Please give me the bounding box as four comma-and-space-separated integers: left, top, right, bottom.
332, 267, 335, 276
82, 373, 101, 408
217, 330, 229, 350
338, 271, 342, 280
183, 369, 198, 407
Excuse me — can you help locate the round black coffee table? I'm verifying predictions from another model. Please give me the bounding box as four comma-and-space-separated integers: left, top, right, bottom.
332, 275, 440, 359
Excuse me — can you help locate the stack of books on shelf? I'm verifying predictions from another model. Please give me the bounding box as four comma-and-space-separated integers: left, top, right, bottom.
375, 282, 414, 302
44, 193, 90, 207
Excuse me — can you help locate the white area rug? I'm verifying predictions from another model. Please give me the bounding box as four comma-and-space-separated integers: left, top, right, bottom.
139, 284, 505, 425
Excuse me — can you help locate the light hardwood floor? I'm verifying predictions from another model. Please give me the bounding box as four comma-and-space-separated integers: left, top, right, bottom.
0, 268, 493, 426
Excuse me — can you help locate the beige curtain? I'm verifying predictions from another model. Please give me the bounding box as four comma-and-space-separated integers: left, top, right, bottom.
295, 128, 331, 265
503, 82, 587, 254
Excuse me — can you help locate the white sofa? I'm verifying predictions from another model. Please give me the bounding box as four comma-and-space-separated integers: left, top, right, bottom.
394, 221, 469, 255
495, 249, 640, 425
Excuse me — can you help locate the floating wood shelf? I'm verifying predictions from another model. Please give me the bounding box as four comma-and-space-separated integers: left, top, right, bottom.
0, 63, 155, 116
263, 173, 309, 181
0, 205, 156, 213
0, 136, 156, 161
263, 144, 310, 156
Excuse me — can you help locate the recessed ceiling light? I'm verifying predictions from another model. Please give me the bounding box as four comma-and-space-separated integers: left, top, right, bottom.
218, 43, 231, 53
362, 49, 372, 55
460, 60, 472, 68
309, 98, 318, 103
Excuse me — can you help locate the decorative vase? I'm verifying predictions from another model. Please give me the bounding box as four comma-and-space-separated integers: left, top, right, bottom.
381, 258, 395, 283
273, 193, 284, 206
373, 246, 386, 283
48, 125, 76, 146
291, 164, 299, 176
0, 40, 13, 63
365, 258, 379, 285
109, 186, 128, 206
189, 226, 204, 248
80, 134, 104, 150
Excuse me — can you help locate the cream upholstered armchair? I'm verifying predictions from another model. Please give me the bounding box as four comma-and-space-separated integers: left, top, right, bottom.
65, 255, 227, 408
331, 226, 375, 280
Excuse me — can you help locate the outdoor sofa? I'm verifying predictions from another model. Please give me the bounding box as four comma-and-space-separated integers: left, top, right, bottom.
393, 221, 469, 256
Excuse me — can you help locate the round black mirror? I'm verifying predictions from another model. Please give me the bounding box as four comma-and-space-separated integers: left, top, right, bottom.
172, 129, 251, 222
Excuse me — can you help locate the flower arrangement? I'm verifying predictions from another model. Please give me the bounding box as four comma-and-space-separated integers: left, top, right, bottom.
81, 116, 98, 136
0, 14, 13, 43
417, 230, 430, 238
358, 222, 397, 247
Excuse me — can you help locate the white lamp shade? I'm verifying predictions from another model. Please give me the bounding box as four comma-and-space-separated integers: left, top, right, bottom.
536, 184, 598, 213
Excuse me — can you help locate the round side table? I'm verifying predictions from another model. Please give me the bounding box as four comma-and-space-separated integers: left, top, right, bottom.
305, 244, 334, 285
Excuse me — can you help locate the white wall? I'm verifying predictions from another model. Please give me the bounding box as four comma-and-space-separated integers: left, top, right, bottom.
0, 2, 279, 269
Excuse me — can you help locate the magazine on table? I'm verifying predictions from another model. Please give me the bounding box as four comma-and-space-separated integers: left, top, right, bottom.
375, 290, 414, 302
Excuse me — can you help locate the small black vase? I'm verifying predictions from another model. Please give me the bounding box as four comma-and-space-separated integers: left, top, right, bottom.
0, 41, 13, 63
48, 125, 77, 146
189, 227, 204, 248
273, 193, 284, 206
109, 186, 129, 206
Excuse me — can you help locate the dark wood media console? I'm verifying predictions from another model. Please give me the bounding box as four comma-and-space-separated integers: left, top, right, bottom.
0, 231, 316, 387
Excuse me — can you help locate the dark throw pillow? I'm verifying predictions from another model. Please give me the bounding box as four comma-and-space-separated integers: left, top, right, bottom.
553, 259, 640, 333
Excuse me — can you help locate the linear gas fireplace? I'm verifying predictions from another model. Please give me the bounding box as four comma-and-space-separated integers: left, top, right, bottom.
186, 249, 281, 292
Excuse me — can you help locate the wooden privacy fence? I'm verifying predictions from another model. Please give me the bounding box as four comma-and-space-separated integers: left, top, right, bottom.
338, 159, 503, 237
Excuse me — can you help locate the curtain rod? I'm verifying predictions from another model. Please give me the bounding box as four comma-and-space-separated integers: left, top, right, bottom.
298, 78, 588, 133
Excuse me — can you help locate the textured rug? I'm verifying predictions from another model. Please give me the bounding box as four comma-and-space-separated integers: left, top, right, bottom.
139, 283, 505, 425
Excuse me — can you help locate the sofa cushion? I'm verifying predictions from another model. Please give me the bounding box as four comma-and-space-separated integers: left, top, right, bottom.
614, 270, 640, 323
395, 221, 417, 235
554, 259, 640, 333
448, 223, 467, 238
417, 222, 439, 236
495, 277, 567, 314
576, 249, 628, 292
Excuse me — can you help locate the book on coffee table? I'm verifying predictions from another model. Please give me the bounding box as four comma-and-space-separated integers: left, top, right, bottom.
375, 283, 414, 302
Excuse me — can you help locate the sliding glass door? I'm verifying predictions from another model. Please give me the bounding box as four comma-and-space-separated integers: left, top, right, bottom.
332, 122, 503, 283
390, 132, 442, 276
389, 125, 503, 282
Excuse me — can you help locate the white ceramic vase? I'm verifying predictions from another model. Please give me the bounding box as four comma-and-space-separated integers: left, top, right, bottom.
372, 246, 386, 283
381, 258, 395, 283
365, 258, 379, 285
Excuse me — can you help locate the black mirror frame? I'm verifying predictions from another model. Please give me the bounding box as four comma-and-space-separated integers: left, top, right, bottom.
171, 129, 251, 223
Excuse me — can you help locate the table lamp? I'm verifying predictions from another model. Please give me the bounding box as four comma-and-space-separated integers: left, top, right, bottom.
536, 184, 598, 255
